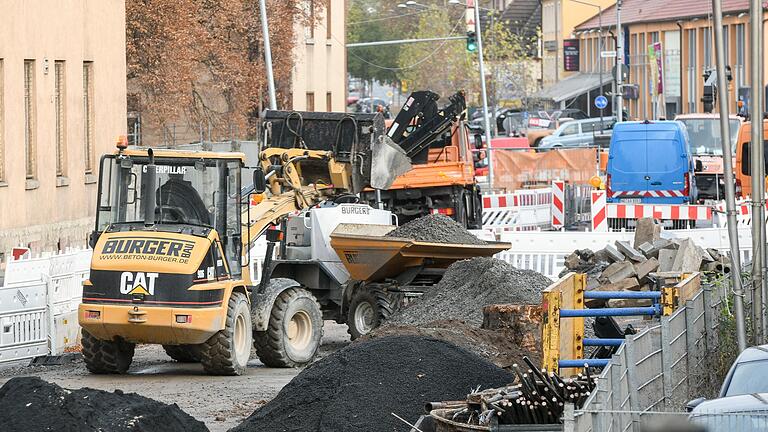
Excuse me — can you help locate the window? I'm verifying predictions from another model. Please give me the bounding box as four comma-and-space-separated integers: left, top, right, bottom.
582, 122, 596, 133
0, 59, 4, 183
306, 92, 315, 111
55, 61, 67, 178
325, 0, 332, 40
702, 27, 712, 69
326, 92, 332, 112
24, 60, 36, 180
736, 24, 746, 91
83, 62, 94, 174
687, 29, 698, 113
560, 124, 578, 136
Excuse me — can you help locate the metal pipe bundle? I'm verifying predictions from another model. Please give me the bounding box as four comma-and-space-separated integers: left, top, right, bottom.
430, 356, 598, 427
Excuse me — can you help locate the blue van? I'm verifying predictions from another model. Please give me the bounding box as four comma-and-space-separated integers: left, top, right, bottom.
607, 121, 696, 204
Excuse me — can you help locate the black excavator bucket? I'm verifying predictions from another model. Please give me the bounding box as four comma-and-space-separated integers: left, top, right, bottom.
261, 110, 410, 193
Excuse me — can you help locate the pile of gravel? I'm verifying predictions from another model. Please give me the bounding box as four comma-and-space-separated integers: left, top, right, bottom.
386, 214, 486, 245
389, 257, 550, 327
232, 335, 513, 432
0, 377, 207, 432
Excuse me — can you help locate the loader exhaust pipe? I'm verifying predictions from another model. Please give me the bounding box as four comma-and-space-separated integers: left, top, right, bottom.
144, 148, 157, 227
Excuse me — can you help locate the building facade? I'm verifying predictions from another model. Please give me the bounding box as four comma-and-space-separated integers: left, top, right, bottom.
0, 0, 127, 257
576, 0, 760, 120
291, 0, 347, 112
541, 0, 617, 87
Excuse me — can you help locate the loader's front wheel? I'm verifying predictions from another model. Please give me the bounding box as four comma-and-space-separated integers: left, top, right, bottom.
200, 292, 252, 375
163, 344, 202, 363
81, 330, 135, 374
253, 287, 323, 368
347, 288, 404, 340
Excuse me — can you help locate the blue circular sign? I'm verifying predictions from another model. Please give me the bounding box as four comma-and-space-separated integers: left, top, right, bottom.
595, 95, 608, 110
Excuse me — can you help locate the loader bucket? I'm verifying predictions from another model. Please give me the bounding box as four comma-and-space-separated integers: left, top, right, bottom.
330, 224, 511, 283
369, 134, 412, 190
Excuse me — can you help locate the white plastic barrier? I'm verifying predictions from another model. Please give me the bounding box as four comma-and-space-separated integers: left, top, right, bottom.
1, 248, 91, 360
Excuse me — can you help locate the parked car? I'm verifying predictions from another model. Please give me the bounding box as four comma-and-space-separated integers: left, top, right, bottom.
537, 117, 616, 151
526, 109, 589, 147
687, 345, 768, 431
606, 120, 697, 204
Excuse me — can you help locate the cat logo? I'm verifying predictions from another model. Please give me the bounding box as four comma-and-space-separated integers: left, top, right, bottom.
119, 272, 159, 296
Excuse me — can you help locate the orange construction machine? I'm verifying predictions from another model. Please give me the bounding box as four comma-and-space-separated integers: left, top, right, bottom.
360, 91, 483, 229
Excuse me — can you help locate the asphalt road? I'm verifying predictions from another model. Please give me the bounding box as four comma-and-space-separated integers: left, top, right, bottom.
0, 321, 351, 432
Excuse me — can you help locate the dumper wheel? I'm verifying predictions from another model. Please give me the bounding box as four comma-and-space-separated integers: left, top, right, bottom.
347, 288, 404, 340
163, 344, 202, 363
253, 287, 323, 368
81, 330, 135, 374
200, 292, 252, 375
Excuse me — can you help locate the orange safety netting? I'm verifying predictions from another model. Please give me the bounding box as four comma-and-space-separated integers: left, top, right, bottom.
493, 148, 606, 191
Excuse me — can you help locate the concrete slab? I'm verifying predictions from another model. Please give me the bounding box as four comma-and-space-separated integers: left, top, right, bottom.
672, 238, 703, 272
634, 218, 661, 248
602, 244, 626, 262
616, 241, 646, 262
634, 257, 660, 282
600, 260, 637, 284
658, 249, 677, 272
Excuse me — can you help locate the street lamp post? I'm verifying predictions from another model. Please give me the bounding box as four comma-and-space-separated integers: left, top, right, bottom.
258, 0, 277, 110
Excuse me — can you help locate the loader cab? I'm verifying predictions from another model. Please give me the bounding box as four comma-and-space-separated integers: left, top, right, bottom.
92, 149, 244, 275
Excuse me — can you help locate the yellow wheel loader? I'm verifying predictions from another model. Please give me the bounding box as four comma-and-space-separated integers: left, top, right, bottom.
78, 111, 412, 375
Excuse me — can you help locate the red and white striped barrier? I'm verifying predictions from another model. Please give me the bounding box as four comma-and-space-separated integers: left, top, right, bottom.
609, 190, 686, 198
591, 190, 608, 232
607, 203, 711, 220
482, 188, 553, 231
551, 180, 565, 229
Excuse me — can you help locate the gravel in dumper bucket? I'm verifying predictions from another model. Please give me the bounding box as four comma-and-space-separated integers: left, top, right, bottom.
330, 223, 511, 282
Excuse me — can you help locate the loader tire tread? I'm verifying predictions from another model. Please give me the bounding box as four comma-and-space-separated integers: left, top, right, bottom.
200, 292, 251, 376
253, 287, 323, 368
81, 330, 135, 374
346, 288, 404, 340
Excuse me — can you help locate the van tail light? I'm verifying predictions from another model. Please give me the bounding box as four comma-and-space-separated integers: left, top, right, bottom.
683, 173, 691, 197
606, 174, 612, 196
736, 177, 743, 196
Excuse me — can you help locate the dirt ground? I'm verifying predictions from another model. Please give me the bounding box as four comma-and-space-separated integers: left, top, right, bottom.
0, 321, 351, 432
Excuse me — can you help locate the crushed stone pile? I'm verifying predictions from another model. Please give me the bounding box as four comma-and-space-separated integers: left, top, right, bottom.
367, 320, 542, 370
0, 376, 208, 432
389, 257, 550, 327
386, 214, 486, 245
231, 335, 513, 432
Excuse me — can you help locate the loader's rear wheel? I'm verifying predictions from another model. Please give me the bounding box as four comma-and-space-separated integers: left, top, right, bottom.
347, 288, 404, 340
200, 292, 252, 375
253, 287, 323, 368
163, 344, 202, 363
81, 330, 135, 374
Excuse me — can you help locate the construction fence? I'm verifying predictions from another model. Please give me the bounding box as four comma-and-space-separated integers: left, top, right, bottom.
565, 279, 730, 432
0, 248, 90, 363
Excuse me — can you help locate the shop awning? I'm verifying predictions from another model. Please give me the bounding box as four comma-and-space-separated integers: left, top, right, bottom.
536, 73, 614, 103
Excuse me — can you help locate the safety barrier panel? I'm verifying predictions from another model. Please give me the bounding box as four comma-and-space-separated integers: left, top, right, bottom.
482, 188, 553, 231
551, 181, 565, 229
541, 272, 693, 377
0, 248, 91, 362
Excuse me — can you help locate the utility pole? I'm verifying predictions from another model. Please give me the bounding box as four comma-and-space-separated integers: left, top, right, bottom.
615, 0, 623, 122
750, 0, 765, 343
468, 0, 494, 189
259, 0, 277, 110
713, 0, 747, 352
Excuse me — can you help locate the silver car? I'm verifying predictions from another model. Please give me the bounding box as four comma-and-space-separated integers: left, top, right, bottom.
537, 117, 616, 151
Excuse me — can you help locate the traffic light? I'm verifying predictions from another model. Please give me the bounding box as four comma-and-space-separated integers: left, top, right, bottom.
466, 31, 477, 52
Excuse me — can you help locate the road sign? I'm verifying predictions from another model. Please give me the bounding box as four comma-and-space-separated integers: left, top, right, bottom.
600, 50, 617, 58
595, 95, 608, 110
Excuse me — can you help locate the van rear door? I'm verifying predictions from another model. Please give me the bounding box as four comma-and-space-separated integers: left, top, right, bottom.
609, 123, 648, 196
646, 124, 686, 199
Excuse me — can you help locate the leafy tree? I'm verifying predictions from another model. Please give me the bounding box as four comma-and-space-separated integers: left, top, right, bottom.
396, 7, 476, 100
126, 0, 327, 139
346, 0, 404, 84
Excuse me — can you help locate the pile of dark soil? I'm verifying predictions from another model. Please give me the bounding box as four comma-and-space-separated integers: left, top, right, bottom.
232, 335, 513, 432
386, 214, 486, 245
389, 257, 550, 327
367, 320, 541, 370
0, 376, 207, 432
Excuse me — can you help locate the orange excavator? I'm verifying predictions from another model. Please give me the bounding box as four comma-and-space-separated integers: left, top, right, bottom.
360, 90, 484, 229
